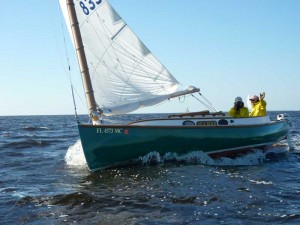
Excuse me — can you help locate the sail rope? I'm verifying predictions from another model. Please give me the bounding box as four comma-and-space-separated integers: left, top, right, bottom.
191, 93, 217, 112
57, 1, 81, 123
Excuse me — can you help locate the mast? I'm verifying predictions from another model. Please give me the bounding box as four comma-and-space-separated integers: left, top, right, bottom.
65, 0, 101, 124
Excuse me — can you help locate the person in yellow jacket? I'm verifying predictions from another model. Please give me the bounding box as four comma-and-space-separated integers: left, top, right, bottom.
249, 92, 267, 117
228, 97, 249, 118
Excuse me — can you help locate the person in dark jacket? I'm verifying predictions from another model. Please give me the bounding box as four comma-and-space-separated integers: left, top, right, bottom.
228, 97, 249, 118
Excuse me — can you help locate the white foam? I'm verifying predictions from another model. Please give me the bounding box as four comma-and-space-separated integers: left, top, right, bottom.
210, 150, 266, 166
140, 150, 266, 166
249, 179, 273, 185
64, 140, 87, 167
139, 151, 163, 165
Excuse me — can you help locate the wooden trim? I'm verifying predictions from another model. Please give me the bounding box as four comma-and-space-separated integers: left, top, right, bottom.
168, 110, 225, 118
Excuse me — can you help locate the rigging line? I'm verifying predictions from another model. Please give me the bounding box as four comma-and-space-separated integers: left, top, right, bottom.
71, 84, 80, 124
191, 94, 217, 112
47, 0, 70, 77
199, 93, 217, 112
58, 1, 83, 121
48, 0, 84, 114
59, 6, 71, 80
61, 5, 100, 116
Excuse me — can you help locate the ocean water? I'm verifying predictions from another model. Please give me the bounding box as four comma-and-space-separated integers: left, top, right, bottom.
0, 112, 300, 224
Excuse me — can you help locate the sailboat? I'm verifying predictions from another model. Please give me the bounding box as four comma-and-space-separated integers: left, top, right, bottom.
59, 0, 291, 171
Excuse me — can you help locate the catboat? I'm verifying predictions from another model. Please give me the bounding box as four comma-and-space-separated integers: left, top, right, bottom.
59, 0, 291, 171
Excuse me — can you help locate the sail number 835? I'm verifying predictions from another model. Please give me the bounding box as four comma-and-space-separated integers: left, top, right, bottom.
79, 0, 102, 15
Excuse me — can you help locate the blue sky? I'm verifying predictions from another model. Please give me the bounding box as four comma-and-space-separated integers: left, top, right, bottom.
0, 0, 299, 116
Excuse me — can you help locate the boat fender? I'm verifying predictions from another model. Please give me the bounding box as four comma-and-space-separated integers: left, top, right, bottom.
277, 114, 284, 120
277, 114, 292, 127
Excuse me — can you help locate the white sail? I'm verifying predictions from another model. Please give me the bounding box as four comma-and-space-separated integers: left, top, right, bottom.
59, 0, 199, 115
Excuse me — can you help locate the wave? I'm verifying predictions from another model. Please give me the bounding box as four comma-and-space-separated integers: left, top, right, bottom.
290, 130, 299, 134
16, 191, 116, 209
16, 195, 56, 207
3, 139, 53, 149
139, 150, 266, 166
65, 140, 299, 169
21, 126, 50, 131
0, 131, 13, 138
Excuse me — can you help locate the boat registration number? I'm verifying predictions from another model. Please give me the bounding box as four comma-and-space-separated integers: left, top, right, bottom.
97, 128, 123, 134
196, 121, 217, 126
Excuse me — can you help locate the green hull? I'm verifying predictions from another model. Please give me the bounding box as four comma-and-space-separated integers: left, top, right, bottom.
78, 121, 289, 171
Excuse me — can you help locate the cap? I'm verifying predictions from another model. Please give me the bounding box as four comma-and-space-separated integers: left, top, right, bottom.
249, 95, 259, 101
235, 97, 243, 103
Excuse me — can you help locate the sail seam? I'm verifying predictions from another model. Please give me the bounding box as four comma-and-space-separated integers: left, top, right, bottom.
111, 24, 127, 40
